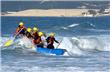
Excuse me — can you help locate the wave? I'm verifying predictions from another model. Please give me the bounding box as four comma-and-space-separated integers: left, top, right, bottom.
88, 29, 110, 32
1, 35, 110, 56
68, 24, 79, 28
61, 23, 95, 31
56, 35, 110, 56
60, 23, 79, 30
61, 27, 68, 30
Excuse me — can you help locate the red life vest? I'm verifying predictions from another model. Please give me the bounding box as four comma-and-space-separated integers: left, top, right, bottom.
33, 36, 42, 45
16, 26, 25, 33
32, 32, 38, 38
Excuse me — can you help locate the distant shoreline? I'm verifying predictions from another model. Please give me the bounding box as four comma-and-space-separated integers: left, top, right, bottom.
2, 15, 110, 18
1, 9, 110, 17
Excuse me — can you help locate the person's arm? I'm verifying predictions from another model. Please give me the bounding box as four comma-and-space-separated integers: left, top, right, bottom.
15, 28, 19, 33
46, 37, 49, 43
41, 36, 46, 42
15, 27, 20, 36
54, 38, 59, 43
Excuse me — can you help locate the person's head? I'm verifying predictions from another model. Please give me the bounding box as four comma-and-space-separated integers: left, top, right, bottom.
33, 27, 38, 32
19, 22, 24, 27
27, 28, 32, 33
38, 32, 43, 37
50, 32, 55, 37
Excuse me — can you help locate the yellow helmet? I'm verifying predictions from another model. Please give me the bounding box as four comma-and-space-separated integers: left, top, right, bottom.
19, 22, 24, 26
38, 32, 43, 36
50, 32, 55, 37
27, 28, 32, 33
33, 27, 38, 31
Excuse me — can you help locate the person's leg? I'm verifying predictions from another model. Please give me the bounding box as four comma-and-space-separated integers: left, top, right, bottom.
40, 43, 44, 48
51, 44, 54, 49
47, 44, 54, 49
47, 44, 51, 49
37, 43, 43, 48
37, 44, 41, 47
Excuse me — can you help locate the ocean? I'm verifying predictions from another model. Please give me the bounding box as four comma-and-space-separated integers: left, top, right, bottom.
1, 1, 110, 12
1, 16, 110, 72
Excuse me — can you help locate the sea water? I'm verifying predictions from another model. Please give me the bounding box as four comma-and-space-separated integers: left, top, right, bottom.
1, 16, 110, 72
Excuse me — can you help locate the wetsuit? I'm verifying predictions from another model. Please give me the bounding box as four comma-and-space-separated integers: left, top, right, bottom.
32, 32, 39, 40
25, 31, 33, 39
46, 36, 59, 49
33, 35, 43, 48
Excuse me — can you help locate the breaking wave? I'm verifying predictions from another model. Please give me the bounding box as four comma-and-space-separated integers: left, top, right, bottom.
1, 35, 110, 56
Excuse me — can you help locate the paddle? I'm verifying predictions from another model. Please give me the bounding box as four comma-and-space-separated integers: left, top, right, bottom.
4, 28, 24, 47
56, 39, 63, 48
56, 39, 67, 52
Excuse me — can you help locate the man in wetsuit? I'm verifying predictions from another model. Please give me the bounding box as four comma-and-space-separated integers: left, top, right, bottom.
46, 32, 59, 49
33, 32, 44, 48
25, 28, 33, 39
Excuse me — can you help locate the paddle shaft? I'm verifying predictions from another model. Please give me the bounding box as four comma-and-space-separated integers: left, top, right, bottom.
3, 28, 24, 47
56, 39, 63, 48
13, 28, 24, 39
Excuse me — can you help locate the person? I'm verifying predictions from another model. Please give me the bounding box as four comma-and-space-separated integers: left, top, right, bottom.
15, 22, 26, 36
33, 32, 44, 48
46, 32, 59, 49
41, 33, 47, 48
32, 27, 39, 39
25, 28, 33, 39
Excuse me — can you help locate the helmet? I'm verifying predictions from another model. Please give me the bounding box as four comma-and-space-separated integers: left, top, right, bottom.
27, 28, 32, 33
50, 32, 55, 37
38, 32, 43, 36
33, 27, 38, 31
19, 22, 24, 26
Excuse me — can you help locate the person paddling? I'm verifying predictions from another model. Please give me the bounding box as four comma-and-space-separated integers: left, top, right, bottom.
41, 33, 47, 48
46, 32, 59, 49
25, 28, 33, 39
32, 27, 39, 39
15, 22, 26, 36
32, 32, 43, 47
33, 32, 47, 48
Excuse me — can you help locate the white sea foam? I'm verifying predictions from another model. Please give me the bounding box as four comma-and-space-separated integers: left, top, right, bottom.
1, 35, 110, 56
68, 24, 79, 28
57, 35, 110, 56
61, 23, 79, 30
90, 23, 95, 27
61, 26, 68, 30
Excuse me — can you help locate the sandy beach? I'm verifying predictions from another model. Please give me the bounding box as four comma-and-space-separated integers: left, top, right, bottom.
1, 9, 89, 17
1, 9, 110, 17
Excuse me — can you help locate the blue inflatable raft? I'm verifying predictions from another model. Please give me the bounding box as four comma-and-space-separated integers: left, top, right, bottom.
36, 47, 66, 55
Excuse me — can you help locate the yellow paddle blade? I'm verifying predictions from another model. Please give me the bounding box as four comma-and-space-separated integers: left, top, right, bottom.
29, 45, 35, 49
4, 40, 13, 47
31, 45, 35, 49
